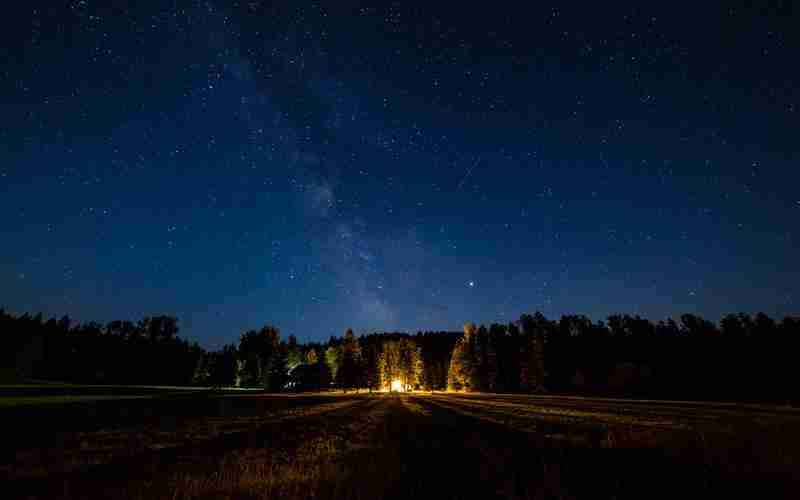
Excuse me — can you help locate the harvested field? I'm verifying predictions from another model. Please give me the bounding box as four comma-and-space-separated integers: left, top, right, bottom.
2, 391, 799, 499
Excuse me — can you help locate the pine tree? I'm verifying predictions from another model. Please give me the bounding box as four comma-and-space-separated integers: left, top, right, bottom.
473, 325, 499, 391
264, 341, 288, 392
398, 338, 423, 391
519, 314, 546, 392
361, 341, 380, 391
377, 339, 422, 391
314, 349, 332, 390
448, 323, 477, 391
238, 326, 281, 388
286, 334, 302, 371
325, 345, 340, 383
379, 340, 401, 390
485, 324, 503, 391
337, 329, 363, 391
208, 344, 239, 388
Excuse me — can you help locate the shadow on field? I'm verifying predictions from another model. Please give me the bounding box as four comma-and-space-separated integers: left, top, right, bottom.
2, 393, 798, 499
1, 393, 367, 494
1, 392, 349, 450
398, 396, 796, 499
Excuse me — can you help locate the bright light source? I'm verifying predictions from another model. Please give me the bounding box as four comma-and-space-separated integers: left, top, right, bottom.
391, 379, 403, 392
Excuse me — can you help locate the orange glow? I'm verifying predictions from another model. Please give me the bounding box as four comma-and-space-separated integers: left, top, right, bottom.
391, 379, 403, 392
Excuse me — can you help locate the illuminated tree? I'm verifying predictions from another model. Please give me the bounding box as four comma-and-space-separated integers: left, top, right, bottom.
379, 340, 401, 390
378, 339, 422, 391
325, 345, 340, 382
286, 334, 302, 371
448, 323, 477, 391
398, 338, 423, 391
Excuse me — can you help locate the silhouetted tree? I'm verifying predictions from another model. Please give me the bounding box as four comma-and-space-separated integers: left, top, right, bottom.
336, 329, 363, 391
238, 326, 281, 389
207, 344, 239, 387
3, 307, 800, 403
417, 331, 459, 391
519, 314, 547, 392
265, 340, 289, 391
360, 338, 381, 391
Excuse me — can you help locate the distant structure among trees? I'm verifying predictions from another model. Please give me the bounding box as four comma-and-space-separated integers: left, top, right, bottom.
2, 308, 799, 403
378, 338, 422, 392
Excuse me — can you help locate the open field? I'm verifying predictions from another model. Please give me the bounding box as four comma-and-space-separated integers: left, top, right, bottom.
2, 391, 799, 499
0, 384, 259, 407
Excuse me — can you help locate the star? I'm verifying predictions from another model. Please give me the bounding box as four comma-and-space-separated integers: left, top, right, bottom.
1, 2, 796, 347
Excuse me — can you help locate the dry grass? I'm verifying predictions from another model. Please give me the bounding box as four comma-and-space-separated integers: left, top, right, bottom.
2, 394, 366, 481
3, 392, 799, 499
159, 438, 345, 499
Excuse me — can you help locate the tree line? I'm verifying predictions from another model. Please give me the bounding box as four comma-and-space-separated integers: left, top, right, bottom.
0, 311, 202, 386
2, 308, 798, 403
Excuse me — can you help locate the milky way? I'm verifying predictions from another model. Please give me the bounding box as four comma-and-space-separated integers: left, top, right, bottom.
1, 2, 798, 346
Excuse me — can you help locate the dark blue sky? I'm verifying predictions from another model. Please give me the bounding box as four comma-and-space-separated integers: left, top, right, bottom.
1, 2, 798, 347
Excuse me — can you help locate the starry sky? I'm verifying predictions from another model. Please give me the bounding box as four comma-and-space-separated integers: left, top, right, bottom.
1, 2, 798, 347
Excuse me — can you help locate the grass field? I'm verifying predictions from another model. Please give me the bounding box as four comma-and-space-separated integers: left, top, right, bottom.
2, 390, 799, 499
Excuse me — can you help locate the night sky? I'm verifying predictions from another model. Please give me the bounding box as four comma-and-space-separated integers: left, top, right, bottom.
2, 2, 798, 347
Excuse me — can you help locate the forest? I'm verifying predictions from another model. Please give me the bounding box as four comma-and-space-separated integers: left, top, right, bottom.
2, 308, 799, 403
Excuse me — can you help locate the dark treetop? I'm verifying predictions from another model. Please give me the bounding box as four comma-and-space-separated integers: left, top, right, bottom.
1, 2, 798, 346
